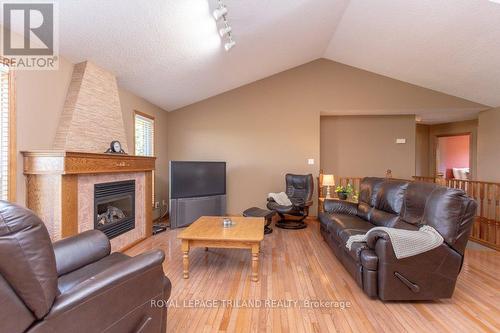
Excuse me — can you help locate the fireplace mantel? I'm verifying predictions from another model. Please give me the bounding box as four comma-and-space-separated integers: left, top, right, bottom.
22, 150, 155, 250
23, 150, 155, 175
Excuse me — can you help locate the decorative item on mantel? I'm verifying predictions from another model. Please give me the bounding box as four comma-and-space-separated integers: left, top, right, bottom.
386, 169, 393, 178
335, 183, 354, 200
105, 140, 127, 154
322, 174, 335, 199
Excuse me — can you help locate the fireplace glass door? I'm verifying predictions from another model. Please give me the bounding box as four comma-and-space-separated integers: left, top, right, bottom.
94, 180, 135, 239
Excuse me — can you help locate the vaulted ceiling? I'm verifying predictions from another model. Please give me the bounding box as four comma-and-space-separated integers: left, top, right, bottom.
324, 0, 500, 109
8, 1, 500, 120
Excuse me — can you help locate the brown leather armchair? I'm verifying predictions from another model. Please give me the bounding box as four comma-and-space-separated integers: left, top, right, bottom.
319, 177, 476, 300
0, 201, 171, 333
267, 173, 314, 229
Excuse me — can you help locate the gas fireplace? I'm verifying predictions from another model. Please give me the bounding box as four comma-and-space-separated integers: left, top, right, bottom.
94, 180, 135, 239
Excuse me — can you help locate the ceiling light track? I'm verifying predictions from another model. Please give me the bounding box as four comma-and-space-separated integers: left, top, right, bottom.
213, 0, 235, 51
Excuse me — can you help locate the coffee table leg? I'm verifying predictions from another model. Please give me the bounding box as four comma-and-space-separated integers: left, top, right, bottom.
182, 240, 189, 279
251, 244, 260, 282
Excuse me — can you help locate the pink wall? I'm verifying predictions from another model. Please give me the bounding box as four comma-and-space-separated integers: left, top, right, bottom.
437, 135, 470, 174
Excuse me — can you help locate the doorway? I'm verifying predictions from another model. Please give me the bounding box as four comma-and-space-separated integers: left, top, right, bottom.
436, 134, 471, 179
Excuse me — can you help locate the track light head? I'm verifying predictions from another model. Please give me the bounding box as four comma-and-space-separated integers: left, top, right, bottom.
224, 40, 236, 51
213, 7, 227, 20
219, 26, 232, 37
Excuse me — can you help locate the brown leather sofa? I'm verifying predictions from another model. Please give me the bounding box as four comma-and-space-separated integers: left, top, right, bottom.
0, 201, 171, 333
319, 177, 476, 301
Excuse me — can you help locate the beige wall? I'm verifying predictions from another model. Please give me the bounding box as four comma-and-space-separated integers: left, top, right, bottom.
166, 67, 321, 215
15, 57, 74, 205
415, 124, 430, 176
477, 108, 500, 182
167, 59, 483, 214
119, 89, 169, 210
321, 115, 416, 179
427, 120, 478, 178
15, 57, 169, 215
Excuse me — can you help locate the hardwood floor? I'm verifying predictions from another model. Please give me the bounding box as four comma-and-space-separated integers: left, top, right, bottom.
126, 219, 500, 333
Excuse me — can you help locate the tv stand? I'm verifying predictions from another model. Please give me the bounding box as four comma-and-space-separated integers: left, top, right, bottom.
169, 195, 226, 228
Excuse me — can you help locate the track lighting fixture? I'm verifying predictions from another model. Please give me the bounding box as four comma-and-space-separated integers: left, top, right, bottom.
224, 40, 236, 51
212, 0, 235, 51
219, 26, 232, 37
213, 7, 227, 21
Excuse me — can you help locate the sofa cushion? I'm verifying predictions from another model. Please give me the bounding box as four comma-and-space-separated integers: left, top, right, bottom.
0, 201, 58, 319
370, 209, 400, 227
0, 274, 36, 333
357, 202, 373, 221
358, 177, 384, 206
400, 181, 436, 225
338, 227, 371, 244
423, 186, 470, 245
375, 180, 409, 215
335, 229, 377, 272
327, 213, 372, 238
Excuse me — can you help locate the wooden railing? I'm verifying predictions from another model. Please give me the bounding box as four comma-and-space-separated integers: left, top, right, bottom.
412, 176, 436, 183
413, 176, 500, 251
318, 173, 500, 251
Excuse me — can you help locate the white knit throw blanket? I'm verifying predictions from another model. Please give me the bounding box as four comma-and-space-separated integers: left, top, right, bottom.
346, 225, 444, 259
268, 192, 292, 206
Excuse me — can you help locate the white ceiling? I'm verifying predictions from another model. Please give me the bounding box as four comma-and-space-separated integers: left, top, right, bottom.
5, 0, 500, 121
53, 0, 349, 111
324, 0, 500, 109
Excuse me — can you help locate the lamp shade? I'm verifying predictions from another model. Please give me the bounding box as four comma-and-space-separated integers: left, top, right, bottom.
322, 174, 335, 186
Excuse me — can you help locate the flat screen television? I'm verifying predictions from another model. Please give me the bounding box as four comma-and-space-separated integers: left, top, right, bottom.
170, 161, 226, 199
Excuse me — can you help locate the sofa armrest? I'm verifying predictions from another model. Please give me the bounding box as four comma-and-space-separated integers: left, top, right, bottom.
53, 230, 111, 276
366, 230, 464, 300
365, 229, 390, 249
49, 250, 165, 318
324, 199, 358, 215
33, 250, 168, 332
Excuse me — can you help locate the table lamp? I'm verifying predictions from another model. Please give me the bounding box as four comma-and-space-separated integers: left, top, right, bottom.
322, 174, 335, 199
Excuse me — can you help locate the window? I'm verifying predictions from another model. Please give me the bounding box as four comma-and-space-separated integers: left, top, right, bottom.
134, 111, 155, 157
0, 62, 15, 201
134, 111, 155, 206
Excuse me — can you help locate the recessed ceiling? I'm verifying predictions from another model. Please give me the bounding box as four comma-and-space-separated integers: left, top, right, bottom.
3, 0, 499, 122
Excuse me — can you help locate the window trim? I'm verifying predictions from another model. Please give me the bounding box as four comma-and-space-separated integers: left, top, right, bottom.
133, 110, 155, 207
1, 59, 16, 202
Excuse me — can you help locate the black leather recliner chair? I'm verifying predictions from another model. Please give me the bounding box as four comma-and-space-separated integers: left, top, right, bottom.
0, 201, 171, 333
267, 173, 314, 229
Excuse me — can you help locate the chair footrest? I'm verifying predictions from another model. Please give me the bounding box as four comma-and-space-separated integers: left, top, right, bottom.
276, 220, 307, 230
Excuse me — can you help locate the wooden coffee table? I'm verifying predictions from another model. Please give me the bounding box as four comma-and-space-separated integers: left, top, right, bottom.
177, 216, 265, 282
